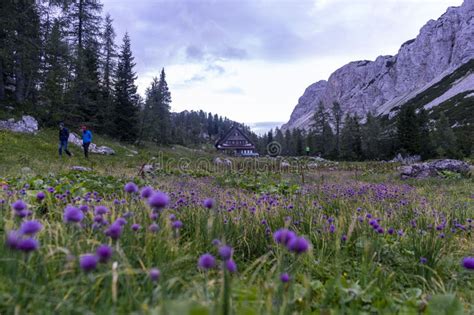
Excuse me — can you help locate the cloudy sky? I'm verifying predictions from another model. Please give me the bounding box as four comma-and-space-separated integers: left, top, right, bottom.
102, 0, 463, 134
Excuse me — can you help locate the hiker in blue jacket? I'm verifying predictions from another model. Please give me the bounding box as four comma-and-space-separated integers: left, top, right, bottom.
58, 122, 72, 157
81, 125, 92, 159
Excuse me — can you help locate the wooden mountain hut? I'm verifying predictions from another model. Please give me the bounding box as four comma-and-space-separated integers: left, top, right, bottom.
215, 125, 256, 156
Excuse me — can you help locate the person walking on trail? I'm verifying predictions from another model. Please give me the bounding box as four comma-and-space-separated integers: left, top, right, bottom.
81, 125, 92, 159
59, 122, 72, 157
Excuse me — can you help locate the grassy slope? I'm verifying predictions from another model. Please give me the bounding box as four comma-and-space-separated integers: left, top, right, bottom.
0, 129, 214, 178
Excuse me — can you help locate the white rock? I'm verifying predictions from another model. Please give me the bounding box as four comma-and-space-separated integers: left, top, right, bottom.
68, 132, 115, 155
0, 115, 39, 134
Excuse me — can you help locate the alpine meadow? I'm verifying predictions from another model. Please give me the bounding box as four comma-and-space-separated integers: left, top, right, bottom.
0, 0, 473, 314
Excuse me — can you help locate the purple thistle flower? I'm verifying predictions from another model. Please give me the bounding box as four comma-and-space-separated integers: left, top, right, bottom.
64, 206, 84, 223
287, 236, 310, 254
280, 273, 291, 283
377, 227, 384, 234
218, 245, 233, 261
212, 239, 221, 246
96, 245, 113, 263
124, 182, 138, 193
36, 192, 46, 201
115, 218, 127, 226
171, 220, 183, 229
341, 234, 347, 242
329, 224, 336, 233
203, 198, 214, 209
140, 186, 154, 199
198, 253, 216, 270
105, 223, 123, 240
420, 257, 428, 264
94, 205, 109, 215
387, 228, 394, 235
79, 205, 89, 213
149, 268, 161, 281
225, 259, 237, 273
148, 191, 170, 210
150, 213, 159, 221
462, 257, 474, 270
131, 223, 141, 231
273, 228, 296, 246
80, 254, 98, 272
12, 200, 27, 212
169, 214, 176, 221
149, 223, 159, 233
6, 230, 21, 249
17, 238, 39, 252
15, 210, 32, 218
20, 220, 43, 235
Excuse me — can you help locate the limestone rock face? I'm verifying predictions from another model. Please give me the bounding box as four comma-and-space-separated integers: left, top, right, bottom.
0, 116, 39, 134
282, 0, 474, 131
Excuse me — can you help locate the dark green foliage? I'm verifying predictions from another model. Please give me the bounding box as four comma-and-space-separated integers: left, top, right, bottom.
340, 114, 362, 160
397, 104, 421, 155
111, 33, 139, 142
433, 113, 458, 158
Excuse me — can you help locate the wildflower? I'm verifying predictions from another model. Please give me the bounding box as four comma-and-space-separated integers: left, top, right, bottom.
148, 191, 170, 210
274, 228, 296, 246
36, 192, 46, 201
169, 214, 176, 221
6, 230, 21, 249
80, 254, 98, 272
149, 268, 161, 281
15, 210, 32, 218
124, 182, 138, 194
280, 273, 291, 283
79, 205, 89, 213
329, 224, 336, 233
218, 245, 233, 261
105, 223, 123, 240
341, 234, 347, 242
17, 238, 39, 253
96, 245, 113, 263
115, 218, 127, 226
131, 223, 141, 231
12, 200, 27, 212
377, 227, 384, 234
64, 206, 84, 223
203, 198, 214, 209
94, 205, 109, 215
140, 186, 154, 199
225, 259, 237, 273
387, 228, 394, 235
420, 257, 428, 264
198, 253, 216, 270
171, 220, 183, 229
212, 239, 221, 246
462, 257, 474, 270
20, 220, 42, 235
287, 236, 310, 254
149, 223, 159, 233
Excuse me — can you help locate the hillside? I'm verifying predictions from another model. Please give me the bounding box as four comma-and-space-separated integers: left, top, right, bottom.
282, 0, 474, 131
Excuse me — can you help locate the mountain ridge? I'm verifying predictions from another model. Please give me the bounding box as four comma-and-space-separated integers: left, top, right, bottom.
282, 0, 474, 131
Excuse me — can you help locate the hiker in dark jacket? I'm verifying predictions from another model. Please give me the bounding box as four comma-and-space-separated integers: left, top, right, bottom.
59, 122, 72, 157
81, 125, 92, 158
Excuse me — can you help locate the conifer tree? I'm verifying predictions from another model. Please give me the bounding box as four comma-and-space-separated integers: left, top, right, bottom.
331, 101, 343, 158
112, 33, 139, 142
433, 112, 458, 157
396, 104, 420, 155
340, 114, 362, 160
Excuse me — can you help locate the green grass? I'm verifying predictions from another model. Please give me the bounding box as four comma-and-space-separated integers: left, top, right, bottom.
0, 129, 473, 314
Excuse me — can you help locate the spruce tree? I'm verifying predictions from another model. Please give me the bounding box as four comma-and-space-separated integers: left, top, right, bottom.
99, 13, 117, 134
361, 112, 382, 160
341, 114, 362, 160
331, 101, 343, 158
155, 68, 172, 144
112, 33, 139, 142
396, 104, 420, 155
433, 112, 458, 157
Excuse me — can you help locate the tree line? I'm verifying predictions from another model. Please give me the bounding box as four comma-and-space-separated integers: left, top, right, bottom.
0, 0, 253, 146
257, 102, 471, 160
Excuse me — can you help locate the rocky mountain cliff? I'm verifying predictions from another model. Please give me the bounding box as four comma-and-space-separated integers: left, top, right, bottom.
282, 0, 474, 131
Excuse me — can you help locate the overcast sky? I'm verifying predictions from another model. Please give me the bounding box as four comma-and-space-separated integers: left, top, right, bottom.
102, 0, 463, 134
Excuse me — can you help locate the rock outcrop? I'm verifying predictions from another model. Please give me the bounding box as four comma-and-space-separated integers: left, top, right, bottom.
282, 0, 474, 131
68, 132, 116, 155
399, 159, 470, 179
0, 116, 39, 134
